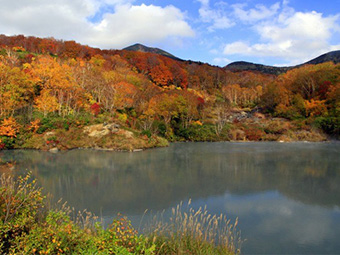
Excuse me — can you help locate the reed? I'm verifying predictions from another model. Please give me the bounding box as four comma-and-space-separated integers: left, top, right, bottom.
145, 200, 243, 255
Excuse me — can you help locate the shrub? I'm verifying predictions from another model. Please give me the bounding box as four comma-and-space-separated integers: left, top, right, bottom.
0, 136, 16, 149
0, 173, 242, 255
245, 127, 266, 141
314, 116, 340, 137
11, 210, 93, 254
175, 124, 222, 141
0, 117, 20, 138
0, 173, 155, 254
0, 173, 44, 253
141, 130, 152, 138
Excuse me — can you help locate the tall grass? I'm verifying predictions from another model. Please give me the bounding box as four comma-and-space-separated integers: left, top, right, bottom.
145, 200, 243, 255
0, 172, 242, 254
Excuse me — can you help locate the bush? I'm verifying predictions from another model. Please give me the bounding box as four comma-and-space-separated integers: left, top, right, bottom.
0, 173, 44, 253
0, 136, 16, 149
36, 117, 56, 134
0, 173, 241, 255
0, 173, 155, 254
244, 127, 266, 141
152, 120, 167, 137
11, 210, 93, 254
314, 116, 340, 137
175, 124, 221, 141
141, 130, 152, 138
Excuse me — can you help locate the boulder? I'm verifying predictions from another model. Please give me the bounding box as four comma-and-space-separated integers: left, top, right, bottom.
83, 123, 120, 138
49, 147, 59, 153
104, 123, 120, 133
117, 129, 134, 139
44, 131, 56, 140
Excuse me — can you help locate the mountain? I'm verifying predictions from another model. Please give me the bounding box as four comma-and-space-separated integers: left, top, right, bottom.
124, 43, 340, 75
224, 50, 340, 74
224, 61, 290, 75
123, 43, 183, 61
304, 50, 340, 65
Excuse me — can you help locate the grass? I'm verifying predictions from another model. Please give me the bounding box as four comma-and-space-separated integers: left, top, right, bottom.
144, 201, 242, 255
0, 172, 242, 254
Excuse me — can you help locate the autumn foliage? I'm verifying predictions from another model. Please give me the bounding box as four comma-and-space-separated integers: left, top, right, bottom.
0, 34, 338, 147
0, 117, 20, 137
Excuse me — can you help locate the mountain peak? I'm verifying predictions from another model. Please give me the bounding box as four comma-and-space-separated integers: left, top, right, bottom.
304, 50, 340, 65
225, 50, 340, 74
123, 43, 182, 61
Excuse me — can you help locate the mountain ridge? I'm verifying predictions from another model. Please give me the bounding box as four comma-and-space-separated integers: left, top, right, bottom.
123, 43, 183, 61
123, 42, 340, 75
224, 50, 340, 74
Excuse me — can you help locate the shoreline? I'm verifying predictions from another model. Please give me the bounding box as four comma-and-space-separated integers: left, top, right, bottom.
2, 138, 337, 154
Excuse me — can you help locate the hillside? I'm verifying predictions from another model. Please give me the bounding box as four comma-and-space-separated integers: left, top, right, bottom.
0, 34, 339, 152
125, 44, 340, 75
304, 50, 340, 65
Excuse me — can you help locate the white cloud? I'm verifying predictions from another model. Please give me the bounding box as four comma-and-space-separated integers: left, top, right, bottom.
232, 2, 281, 23
89, 4, 194, 48
224, 41, 251, 55
223, 2, 340, 65
197, 0, 234, 31
0, 0, 194, 49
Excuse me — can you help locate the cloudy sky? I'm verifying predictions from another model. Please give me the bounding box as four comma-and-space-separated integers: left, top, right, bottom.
0, 0, 339, 66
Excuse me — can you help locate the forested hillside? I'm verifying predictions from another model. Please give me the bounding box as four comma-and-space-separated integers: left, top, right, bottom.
0, 35, 339, 150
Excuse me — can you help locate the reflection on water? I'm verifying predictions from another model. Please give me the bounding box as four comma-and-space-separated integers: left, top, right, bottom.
1, 142, 339, 254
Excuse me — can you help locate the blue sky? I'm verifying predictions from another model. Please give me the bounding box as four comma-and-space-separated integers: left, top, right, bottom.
0, 0, 339, 66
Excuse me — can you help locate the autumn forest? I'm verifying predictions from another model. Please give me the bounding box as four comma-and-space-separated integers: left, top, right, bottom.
0, 34, 339, 150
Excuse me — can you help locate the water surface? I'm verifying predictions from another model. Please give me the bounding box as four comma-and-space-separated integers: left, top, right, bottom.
1, 142, 339, 254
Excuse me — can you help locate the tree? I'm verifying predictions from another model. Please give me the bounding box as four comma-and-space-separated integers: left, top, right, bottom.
31, 55, 87, 116
214, 103, 231, 136
34, 89, 59, 116
0, 60, 34, 117
0, 117, 20, 137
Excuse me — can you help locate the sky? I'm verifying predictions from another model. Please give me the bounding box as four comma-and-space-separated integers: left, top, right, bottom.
0, 0, 339, 66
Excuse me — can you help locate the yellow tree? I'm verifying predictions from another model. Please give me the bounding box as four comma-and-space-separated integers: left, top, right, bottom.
0, 117, 20, 137
31, 55, 87, 116
0, 60, 34, 117
34, 89, 59, 116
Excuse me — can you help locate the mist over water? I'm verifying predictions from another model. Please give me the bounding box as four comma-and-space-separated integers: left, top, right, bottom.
1, 142, 339, 254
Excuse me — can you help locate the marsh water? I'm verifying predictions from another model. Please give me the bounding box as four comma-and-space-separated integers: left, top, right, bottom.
1, 142, 340, 254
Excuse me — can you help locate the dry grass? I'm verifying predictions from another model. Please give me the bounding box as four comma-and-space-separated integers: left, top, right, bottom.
145, 200, 243, 255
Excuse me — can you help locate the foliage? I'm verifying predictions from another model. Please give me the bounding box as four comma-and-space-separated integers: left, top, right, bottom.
314, 117, 340, 137
0, 173, 44, 253
175, 124, 224, 141
0, 173, 241, 255
0, 34, 338, 143
90, 103, 101, 116
0, 117, 20, 138
0, 136, 16, 149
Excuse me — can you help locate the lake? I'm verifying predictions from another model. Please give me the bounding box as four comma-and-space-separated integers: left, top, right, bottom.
1, 142, 340, 254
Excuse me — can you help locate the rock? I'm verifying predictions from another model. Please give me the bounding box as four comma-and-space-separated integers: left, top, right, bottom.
105, 123, 120, 133
133, 149, 143, 152
118, 130, 134, 139
49, 147, 59, 153
83, 123, 119, 138
89, 129, 110, 138
44, 131, 56, 139
253, 112, 266, 119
